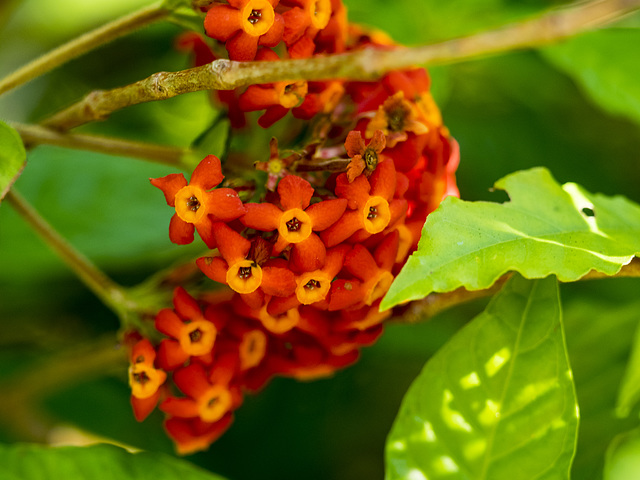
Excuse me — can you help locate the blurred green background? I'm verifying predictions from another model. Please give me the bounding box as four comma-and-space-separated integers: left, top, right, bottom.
1, 0, 639, 479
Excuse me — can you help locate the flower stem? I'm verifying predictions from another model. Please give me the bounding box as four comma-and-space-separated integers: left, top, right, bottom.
5, 189, 134, 318
0, 1, 170, 97
12, 122, 190, 167
41, 0, 640, 131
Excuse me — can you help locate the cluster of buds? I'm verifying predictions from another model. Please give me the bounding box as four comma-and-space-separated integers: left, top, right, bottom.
128, 0, 459, 454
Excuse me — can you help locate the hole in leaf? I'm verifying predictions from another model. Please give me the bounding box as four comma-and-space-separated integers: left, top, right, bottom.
581, 207, 595, 217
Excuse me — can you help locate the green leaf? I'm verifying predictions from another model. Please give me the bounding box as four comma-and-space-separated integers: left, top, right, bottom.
616, 319, 640, 417
605, 428, 640, 480
382, 167, 640, 310
542, 29, 640, 127
0, 120, 27, 202
0, 443, 227, 480
385, 274, 578, 480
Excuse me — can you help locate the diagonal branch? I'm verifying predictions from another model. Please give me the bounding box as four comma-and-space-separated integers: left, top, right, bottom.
41, 0, 640, 131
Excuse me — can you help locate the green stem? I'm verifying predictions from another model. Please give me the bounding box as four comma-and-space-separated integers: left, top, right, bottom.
5, 189, 134, 318
12, 122, 190, 168
0, 1, 170, 96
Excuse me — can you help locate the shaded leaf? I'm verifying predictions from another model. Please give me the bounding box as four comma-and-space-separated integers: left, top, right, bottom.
542, 29, 640, 127
382, 167, 640, 310
605, 428, 640, 480
615, 316, 640, 417
0, 442, 227, 480
385, 274, 578, 480
0, 120, 26, 202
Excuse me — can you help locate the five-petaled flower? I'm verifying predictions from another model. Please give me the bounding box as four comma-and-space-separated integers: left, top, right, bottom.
204, 0, 285, 61
128, 338, 167, 422
150, 155, 245, 248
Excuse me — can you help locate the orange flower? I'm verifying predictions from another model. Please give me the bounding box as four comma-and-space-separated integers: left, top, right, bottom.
365, 91, 429, 148
281, 0, 332, 47
241, 174, 347, 272
128, 339, 167, 422
165, 415, 234, 455
197, 222, 297, 300
344, 129, 386, 182
204, 0, 284, 61
150, 155, 245, 248
321, 160, 407, 247
154, 287, 221, 370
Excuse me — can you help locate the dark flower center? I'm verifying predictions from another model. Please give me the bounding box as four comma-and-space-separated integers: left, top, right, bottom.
248, 9, 262, 24
305, 279, 321, 290
133, 371, 150, 385
387, 103, 411, 132
238, 266, 253, 279
286, 217, 302, 232
186, 195, 200, 212
363, 148, 378, 170
189, 328, 202, 343
367, 206, 378, 219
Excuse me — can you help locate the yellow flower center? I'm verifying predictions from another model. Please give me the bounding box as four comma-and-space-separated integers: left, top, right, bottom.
278, 208, 312, 244
295, 271, 332, 305
174, 185, 208, 224
241, 0, 275, 36
268, 158, 284, 174
129, 363, 166, 399
275, 81, 308, 108
197, 385, 233, 422
259, 306, 300, 334
239, 330, 267, 370
308, 0, 331, 30
178, 320, 217, 357
226, 259, 263, 294
364, 271, 394, 306
362, 196, 391, 234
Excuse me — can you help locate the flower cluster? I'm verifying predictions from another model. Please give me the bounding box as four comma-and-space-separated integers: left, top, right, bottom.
129, 0, 459, 454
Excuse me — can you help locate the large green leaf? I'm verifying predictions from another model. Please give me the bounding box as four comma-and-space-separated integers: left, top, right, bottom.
0, 120, 26, 202
542, 29, 640, 127
385, 274, 578, 480
382, 167, 640, 310
0, 443, 227, 480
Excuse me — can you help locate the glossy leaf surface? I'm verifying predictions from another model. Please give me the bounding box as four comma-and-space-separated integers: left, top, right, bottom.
382, 167, 640, 309
385, 275, 578, 480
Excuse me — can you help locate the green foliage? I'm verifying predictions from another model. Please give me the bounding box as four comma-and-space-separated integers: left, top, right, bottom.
0, 120, 26, 201
605, 428, 640, 480
616, 319, 640, 417
382, 167, 640, 310
385, 274, 578, 480
542, 29, 640, 127
0, 443, 226, 480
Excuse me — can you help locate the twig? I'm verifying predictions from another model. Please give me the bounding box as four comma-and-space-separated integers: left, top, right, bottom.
41, 0, 640, 131
0, 1, 170, 96
399, 257, 640, 324
12, 122, 190, 167
5, 190, 135, 317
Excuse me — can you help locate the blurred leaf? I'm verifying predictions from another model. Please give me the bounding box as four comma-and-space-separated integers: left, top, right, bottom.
0, 120, 26, 201
0, 442, 226, 480
562, 286, 640, 480
385, 274, 578, 480
188, 114, 231, 167
616, 318, 640, 417
382, 167, 640, 309
542, 29, 640, 127
604, 428, 640, 480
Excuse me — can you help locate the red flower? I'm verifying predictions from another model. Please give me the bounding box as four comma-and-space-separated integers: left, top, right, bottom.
204, 0, 284, 61
196, 221, 297, 301
150, 155, 245, 248
165, 415, 234, 455
281, 0, 332, 48
365, 91, 429, 148
238, 49, 309, 128
240, 174, 347, 271
128, 339, 167, 422
344, 129, 386, 182
155, 287, 222, 370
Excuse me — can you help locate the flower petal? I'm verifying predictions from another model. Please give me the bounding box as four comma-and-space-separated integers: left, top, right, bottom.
258, 105, 290, 128
346, 156, 365, 183
344, 130, 366, 157
240, 203, 282, 231
344, 244, 379, 281
197, 256, 230, 285
319, 210, 362, 247
173, 286, 202, 320
334, 173, 370, 209
239, 85, 281, 111
212, 222, 251, 263
155, 309, 184, 339
305, 198, 347, 231
226, 30, 260, 61
327, 279, 365, 310
169, 213, 195, 245
259, 13, 285, 46
204, 5, 243, 42
131, 390, 161, 422
173, 363, 211, 398
160, 397, 199, 418
190, 155, 224, 190
374, 230, 400, 271
290, 233, 326, 272
164, 415, 234, 455
156, 339, 189, 370
261, 265, 297, 297
150, 173, 187, 207
282, 6, 311, 45
206, 188, 246, 222
278, 174, 314, 211
370, 159, 396, 200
